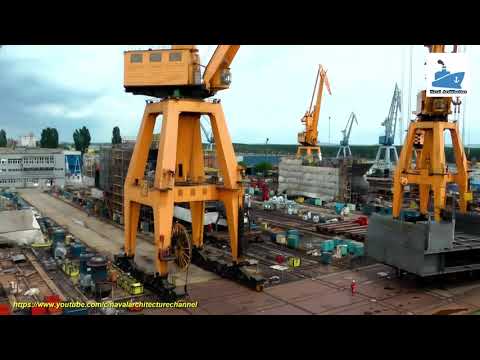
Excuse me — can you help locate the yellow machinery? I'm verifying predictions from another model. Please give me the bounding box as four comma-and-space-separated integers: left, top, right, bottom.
117, 272, 144, 295
124, 45, 238, 98
392, 45, 470, 222
62, 259, 80, 278
117, 45, 264, 295
296, 65, 331, 159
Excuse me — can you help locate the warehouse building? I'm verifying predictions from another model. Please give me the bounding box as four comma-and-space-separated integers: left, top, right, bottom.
0, 148, 67, 188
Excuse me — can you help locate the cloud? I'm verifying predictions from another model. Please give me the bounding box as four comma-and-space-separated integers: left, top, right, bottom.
0, 45, 478, 146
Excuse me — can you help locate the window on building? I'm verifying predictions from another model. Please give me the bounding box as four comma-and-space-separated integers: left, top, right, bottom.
150, 53, 162, 62
169, 52, 182, 62
130, 54, 143, 63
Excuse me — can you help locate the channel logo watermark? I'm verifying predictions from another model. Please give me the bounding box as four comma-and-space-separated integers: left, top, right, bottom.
425, 52, 469, 97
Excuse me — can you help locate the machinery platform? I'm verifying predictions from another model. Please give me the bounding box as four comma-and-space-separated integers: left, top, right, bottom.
192, 247, 266, 292
114, 254, 185, 301
366, 213, 480, 277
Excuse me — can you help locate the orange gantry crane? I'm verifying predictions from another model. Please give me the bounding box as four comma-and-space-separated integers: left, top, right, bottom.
392, 45, 470, 222
366, 45, 477, 278
296, 64, 331, 160
116, 45, 264, 297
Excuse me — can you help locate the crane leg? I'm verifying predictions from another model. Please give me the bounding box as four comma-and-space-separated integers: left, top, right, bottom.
419, 184, 430, 215
433, 181, 447, 222
450, 125, 469, 213
153, 198, 174, 276
221, 192, 240, 261
190, 201, 205, 248
392, 124, 416, 219
124, 200, 140, 256
124, 106, 155, 257
208, 104, 242, 261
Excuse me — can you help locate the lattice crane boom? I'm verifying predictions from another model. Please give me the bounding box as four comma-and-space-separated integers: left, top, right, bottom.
380, 83, 402, 146
340, 112, 357, 146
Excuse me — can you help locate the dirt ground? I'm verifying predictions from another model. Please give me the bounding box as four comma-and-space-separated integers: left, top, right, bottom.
17, 189, 480, 315
19, 189, 218, 287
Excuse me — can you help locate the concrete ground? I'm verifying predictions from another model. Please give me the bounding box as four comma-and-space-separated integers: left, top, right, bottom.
19, 189, 218, 287
18, 189, 480, 315
141, 262, 480, 315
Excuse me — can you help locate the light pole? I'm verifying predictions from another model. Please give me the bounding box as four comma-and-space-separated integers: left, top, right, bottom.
328, 116, 331, 144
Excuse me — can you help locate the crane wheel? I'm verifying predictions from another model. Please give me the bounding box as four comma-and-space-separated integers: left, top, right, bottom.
172, 223, 192, 270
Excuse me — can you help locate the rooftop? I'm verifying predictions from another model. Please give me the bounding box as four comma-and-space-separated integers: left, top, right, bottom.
0, 147, 65, 155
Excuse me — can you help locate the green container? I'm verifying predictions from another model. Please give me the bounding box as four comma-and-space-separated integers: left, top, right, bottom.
333, 238, 346, 247
348, 241, 364, 256
287, 234, 300, 249
338, 244, 348, 256
354, 243, 365, 257
314, 198, 322, 206
347, 241, 359, 254
321, 240, 335, 252
287, 229, 299, 236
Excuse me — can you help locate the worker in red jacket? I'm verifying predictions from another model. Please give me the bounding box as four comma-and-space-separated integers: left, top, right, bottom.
351, 279, 357, 295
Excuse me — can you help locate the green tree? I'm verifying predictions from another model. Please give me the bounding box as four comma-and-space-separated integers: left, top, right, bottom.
112, 126, 122, 145
40, 128, 59, 148
73, 126, 91, 154
0, 129, 7, 147
254, 161, 273, 174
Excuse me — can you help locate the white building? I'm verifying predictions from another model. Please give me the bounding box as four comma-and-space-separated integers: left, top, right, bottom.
0, 148, 66, 189
0, 148, 87, 189
19, 133, 37, 148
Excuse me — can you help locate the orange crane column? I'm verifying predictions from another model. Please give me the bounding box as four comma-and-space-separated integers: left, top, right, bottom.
392, 44, 471, 222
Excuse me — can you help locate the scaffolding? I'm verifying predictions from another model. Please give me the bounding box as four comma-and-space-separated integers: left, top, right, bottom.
97, 137, 218, 228
111, 143, 133, 223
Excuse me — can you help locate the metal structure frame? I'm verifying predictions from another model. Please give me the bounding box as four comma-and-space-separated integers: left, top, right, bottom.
123, 99, 244, 277
336, 112, 357, 159
367, 45, 476, 278
368, 84, 402, 176
296, 65, 331, 160
367, 213, 480, 277
392, 45, 470, 222
113, 45, 266, 295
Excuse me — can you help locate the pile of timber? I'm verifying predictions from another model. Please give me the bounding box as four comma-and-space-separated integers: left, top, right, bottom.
315, 220, 367, 241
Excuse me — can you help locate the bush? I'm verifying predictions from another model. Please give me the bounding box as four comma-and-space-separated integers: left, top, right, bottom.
254, 162, 273, 173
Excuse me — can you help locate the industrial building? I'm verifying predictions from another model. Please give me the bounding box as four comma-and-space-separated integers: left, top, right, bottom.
0, 148, 82, 189
0, 148, 66, 188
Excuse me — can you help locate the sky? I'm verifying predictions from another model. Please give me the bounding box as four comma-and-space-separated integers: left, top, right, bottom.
0, 45, 478, 145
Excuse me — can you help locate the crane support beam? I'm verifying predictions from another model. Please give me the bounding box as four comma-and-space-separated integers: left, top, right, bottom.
203, 45, 240, 92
